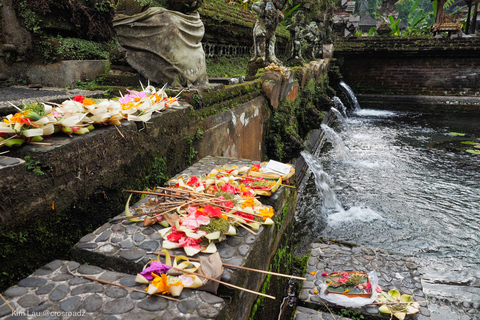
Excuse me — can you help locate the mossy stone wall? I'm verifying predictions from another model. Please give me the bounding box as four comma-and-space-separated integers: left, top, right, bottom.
334, 37, 480, 96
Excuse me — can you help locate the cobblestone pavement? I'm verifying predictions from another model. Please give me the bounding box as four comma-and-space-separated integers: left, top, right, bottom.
294, 306, 351, 320
298, 239, 480, 320
0, 260, 225, 320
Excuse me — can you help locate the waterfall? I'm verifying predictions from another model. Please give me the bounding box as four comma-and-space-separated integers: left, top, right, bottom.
333, 96, 348, 118
339, 81, 361, 111
331, 107, 352, 135
320, 124, 353, 161
300, 150, 343, 213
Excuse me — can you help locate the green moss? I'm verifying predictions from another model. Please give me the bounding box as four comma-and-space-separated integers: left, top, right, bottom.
37, 36, 116, 63
206, 56, 249, 78
199, 217, 231, 234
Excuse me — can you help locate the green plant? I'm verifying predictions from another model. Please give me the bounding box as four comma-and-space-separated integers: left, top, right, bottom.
337, 309, 365, 320
24, 156, 45, 175
377, 289, 420, 320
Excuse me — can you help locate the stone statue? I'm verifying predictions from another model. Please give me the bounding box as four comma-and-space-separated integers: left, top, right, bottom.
301, 21, 322, 60
250, 0, 286, 65
113, 0, 208, 87
287, 11, 305, 62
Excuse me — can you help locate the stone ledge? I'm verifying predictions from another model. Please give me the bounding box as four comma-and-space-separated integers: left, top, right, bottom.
358, 94, 480, 113
0, 260, 227, 319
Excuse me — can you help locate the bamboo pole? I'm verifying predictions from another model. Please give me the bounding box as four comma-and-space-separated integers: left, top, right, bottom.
368, 301, 427, 305
235, 174, 296, 188
82, 275, 179, 301
172, 268, 275, 300
124, 189, 191, 200
0, 293, 15, 312
154, 252, 306, 281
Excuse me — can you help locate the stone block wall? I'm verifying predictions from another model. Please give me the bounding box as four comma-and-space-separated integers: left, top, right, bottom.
334, 37, 480, 96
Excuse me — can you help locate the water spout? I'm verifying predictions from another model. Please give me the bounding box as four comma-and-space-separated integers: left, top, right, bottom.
331, 107, 352, 135
333, 96, 348, 118
320, 124, 353, 161
339, 81, 361, 111
300, 151, 343, 213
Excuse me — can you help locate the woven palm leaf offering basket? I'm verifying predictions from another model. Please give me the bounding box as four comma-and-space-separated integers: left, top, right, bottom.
325, 271, 372, 298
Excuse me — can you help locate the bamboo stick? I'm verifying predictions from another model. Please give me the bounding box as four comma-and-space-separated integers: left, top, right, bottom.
114, 125, 125, 138
237, 223, 257, 236
154, 252, 306, 281
155, 186, 216, 198
124, 189, 191, 200
0, 293, 15, 312
172, 267, 275, 300
368, 301, 427, 305
27, 142, 53, 146
235, 174, 296, 188
82, 275, 179, 301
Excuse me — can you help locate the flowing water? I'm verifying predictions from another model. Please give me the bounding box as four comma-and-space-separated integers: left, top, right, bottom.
333, 96, 348, 118
330, 107, 352, 135
295, 108, 480, 266
339, 82, 361, 111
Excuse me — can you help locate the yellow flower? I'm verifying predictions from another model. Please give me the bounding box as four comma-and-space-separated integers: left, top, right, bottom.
150, 273, 170, 294
310, 271, 316, 275
258, 207, 274, 220
122, 102, 135, 110
314, 289, 318, 294
82, 98, 96, 105
242, 198, 255, 208
343, 288, 349, 293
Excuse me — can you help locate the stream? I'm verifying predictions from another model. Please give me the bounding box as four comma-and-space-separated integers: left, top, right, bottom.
295, 108, 480, 266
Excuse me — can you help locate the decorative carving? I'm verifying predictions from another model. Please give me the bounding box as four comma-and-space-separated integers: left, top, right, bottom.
250, 0, 287, 65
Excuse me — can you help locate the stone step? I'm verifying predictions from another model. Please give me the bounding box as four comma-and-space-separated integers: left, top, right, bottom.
0, 260, 225, 319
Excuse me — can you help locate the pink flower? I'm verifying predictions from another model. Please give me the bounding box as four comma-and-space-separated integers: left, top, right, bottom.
140, 261, 172, 280
180, 275, 194, 286
126, 89, 147, 99
376, 285, 383, 293
119, 95, 133, 104
178, 236, 201, 249
220, 183, 236, 194
338, 277, 348, 283
181, 216, 200, 230
322, 272, 328, 276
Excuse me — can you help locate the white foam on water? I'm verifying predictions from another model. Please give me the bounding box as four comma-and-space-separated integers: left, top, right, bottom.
344, 159, 394, 169
354, 109, 396, 117
327, 206, 384, 226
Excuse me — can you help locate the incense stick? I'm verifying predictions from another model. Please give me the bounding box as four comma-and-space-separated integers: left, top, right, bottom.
0, 293, 15, 312
172, 267, 275, 300
154, 252, 306, 281
82, 275, 179, 301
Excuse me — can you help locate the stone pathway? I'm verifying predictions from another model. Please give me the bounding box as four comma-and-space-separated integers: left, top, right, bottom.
297, 238, 480, 320
0, 260, 225, 320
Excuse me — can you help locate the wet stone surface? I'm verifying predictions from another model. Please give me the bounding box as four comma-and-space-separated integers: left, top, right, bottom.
299, 239, 480, 320
0, 260, 224, 319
